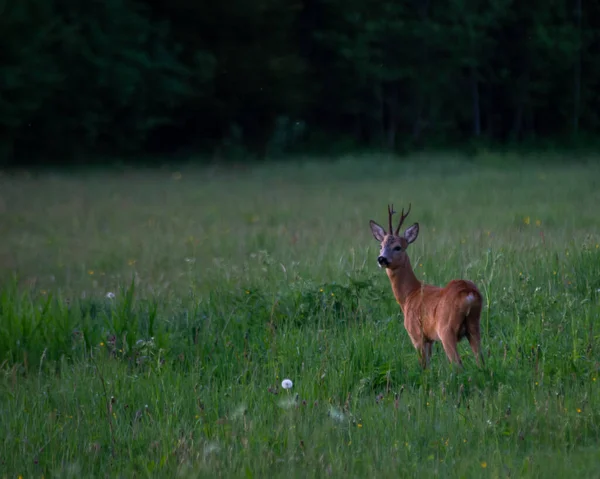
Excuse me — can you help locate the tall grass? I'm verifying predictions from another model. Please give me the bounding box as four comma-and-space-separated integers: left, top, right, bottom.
1, 153, 599, 477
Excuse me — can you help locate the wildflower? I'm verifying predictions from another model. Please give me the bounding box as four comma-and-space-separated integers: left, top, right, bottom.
128, 259, 136, 266
281, 379, 293, 389
172, 172, 182, 180
523, 216, 530, 225
481, 462, 487, 468
106, 292, 115, 299
577, 408, 582, 413
593, 377, 597, 382
88, 270, 94, 275
357, 423, 363, 428
100, 342, 105, 347
535, 219, 541, 227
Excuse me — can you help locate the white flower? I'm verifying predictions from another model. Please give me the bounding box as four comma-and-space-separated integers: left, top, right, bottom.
105, 292, 116, 299
281, 379, 293, 389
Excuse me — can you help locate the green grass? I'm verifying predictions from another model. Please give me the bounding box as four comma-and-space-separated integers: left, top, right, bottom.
1, 153, 600, 478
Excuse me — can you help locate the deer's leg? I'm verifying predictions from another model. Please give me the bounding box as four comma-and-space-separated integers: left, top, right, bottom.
466, 317, 484, 367
412, 340, 428, 369
440, 329, 463, 367
423, 341, 433, 368
406, 330, 428, 369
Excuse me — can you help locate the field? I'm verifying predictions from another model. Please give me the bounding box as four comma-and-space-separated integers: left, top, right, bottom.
1, 153, 600, 478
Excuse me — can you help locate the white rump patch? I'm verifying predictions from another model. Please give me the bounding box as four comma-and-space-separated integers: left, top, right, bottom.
465, 293, 477, 304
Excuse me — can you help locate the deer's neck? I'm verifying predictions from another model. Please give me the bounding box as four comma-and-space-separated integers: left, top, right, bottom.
386, 255, 421, 307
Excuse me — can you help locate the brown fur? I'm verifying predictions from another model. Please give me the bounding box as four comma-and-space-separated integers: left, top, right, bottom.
370, 207, 484, 368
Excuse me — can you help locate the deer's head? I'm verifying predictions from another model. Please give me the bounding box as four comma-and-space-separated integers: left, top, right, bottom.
369, 204, 419, 269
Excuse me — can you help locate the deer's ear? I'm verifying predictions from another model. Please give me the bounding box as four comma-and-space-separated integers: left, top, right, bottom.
404, 223, 419, 244
369, 220, 386, 242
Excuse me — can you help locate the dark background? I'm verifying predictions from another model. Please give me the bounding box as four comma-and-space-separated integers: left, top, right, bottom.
1, 0, 597, 166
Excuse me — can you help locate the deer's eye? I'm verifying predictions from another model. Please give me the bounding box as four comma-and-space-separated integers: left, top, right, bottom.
393, 246, 402, 252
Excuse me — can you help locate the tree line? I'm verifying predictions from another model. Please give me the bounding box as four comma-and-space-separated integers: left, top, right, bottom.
1, 0, 598, 165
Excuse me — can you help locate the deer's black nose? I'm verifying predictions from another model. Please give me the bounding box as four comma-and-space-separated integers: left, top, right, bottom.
378, 256, 389, 266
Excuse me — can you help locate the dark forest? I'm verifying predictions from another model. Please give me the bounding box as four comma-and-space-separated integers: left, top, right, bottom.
1, 0, 597, 164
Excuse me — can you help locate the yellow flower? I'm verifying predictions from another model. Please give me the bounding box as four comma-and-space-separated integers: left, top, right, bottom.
128, 259, 136, 266
593, 377, 597, 382
577, 408, 582, 413
481, 462, 487, 468
357, 423, 363, 428
88, 270, 94, 275
535, 219, 541, 226
100, 342, 105, 347
523, 216, 530, 225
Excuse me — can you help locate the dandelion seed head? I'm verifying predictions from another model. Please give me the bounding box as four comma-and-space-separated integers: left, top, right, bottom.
106, 292, 116, 299
281, 378, 293, 389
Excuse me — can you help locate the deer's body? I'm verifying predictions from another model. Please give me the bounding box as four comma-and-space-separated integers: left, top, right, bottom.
370, 204, 484, 368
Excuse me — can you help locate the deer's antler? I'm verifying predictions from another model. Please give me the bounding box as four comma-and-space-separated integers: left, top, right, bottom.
394, 203, 412, 235
387, 204, 396, 234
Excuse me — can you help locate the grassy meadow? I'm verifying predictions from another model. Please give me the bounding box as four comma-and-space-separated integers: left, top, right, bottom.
1, 153, 600, 478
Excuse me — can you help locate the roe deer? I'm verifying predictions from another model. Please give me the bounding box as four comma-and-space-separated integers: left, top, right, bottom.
369, 204, 484, 368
